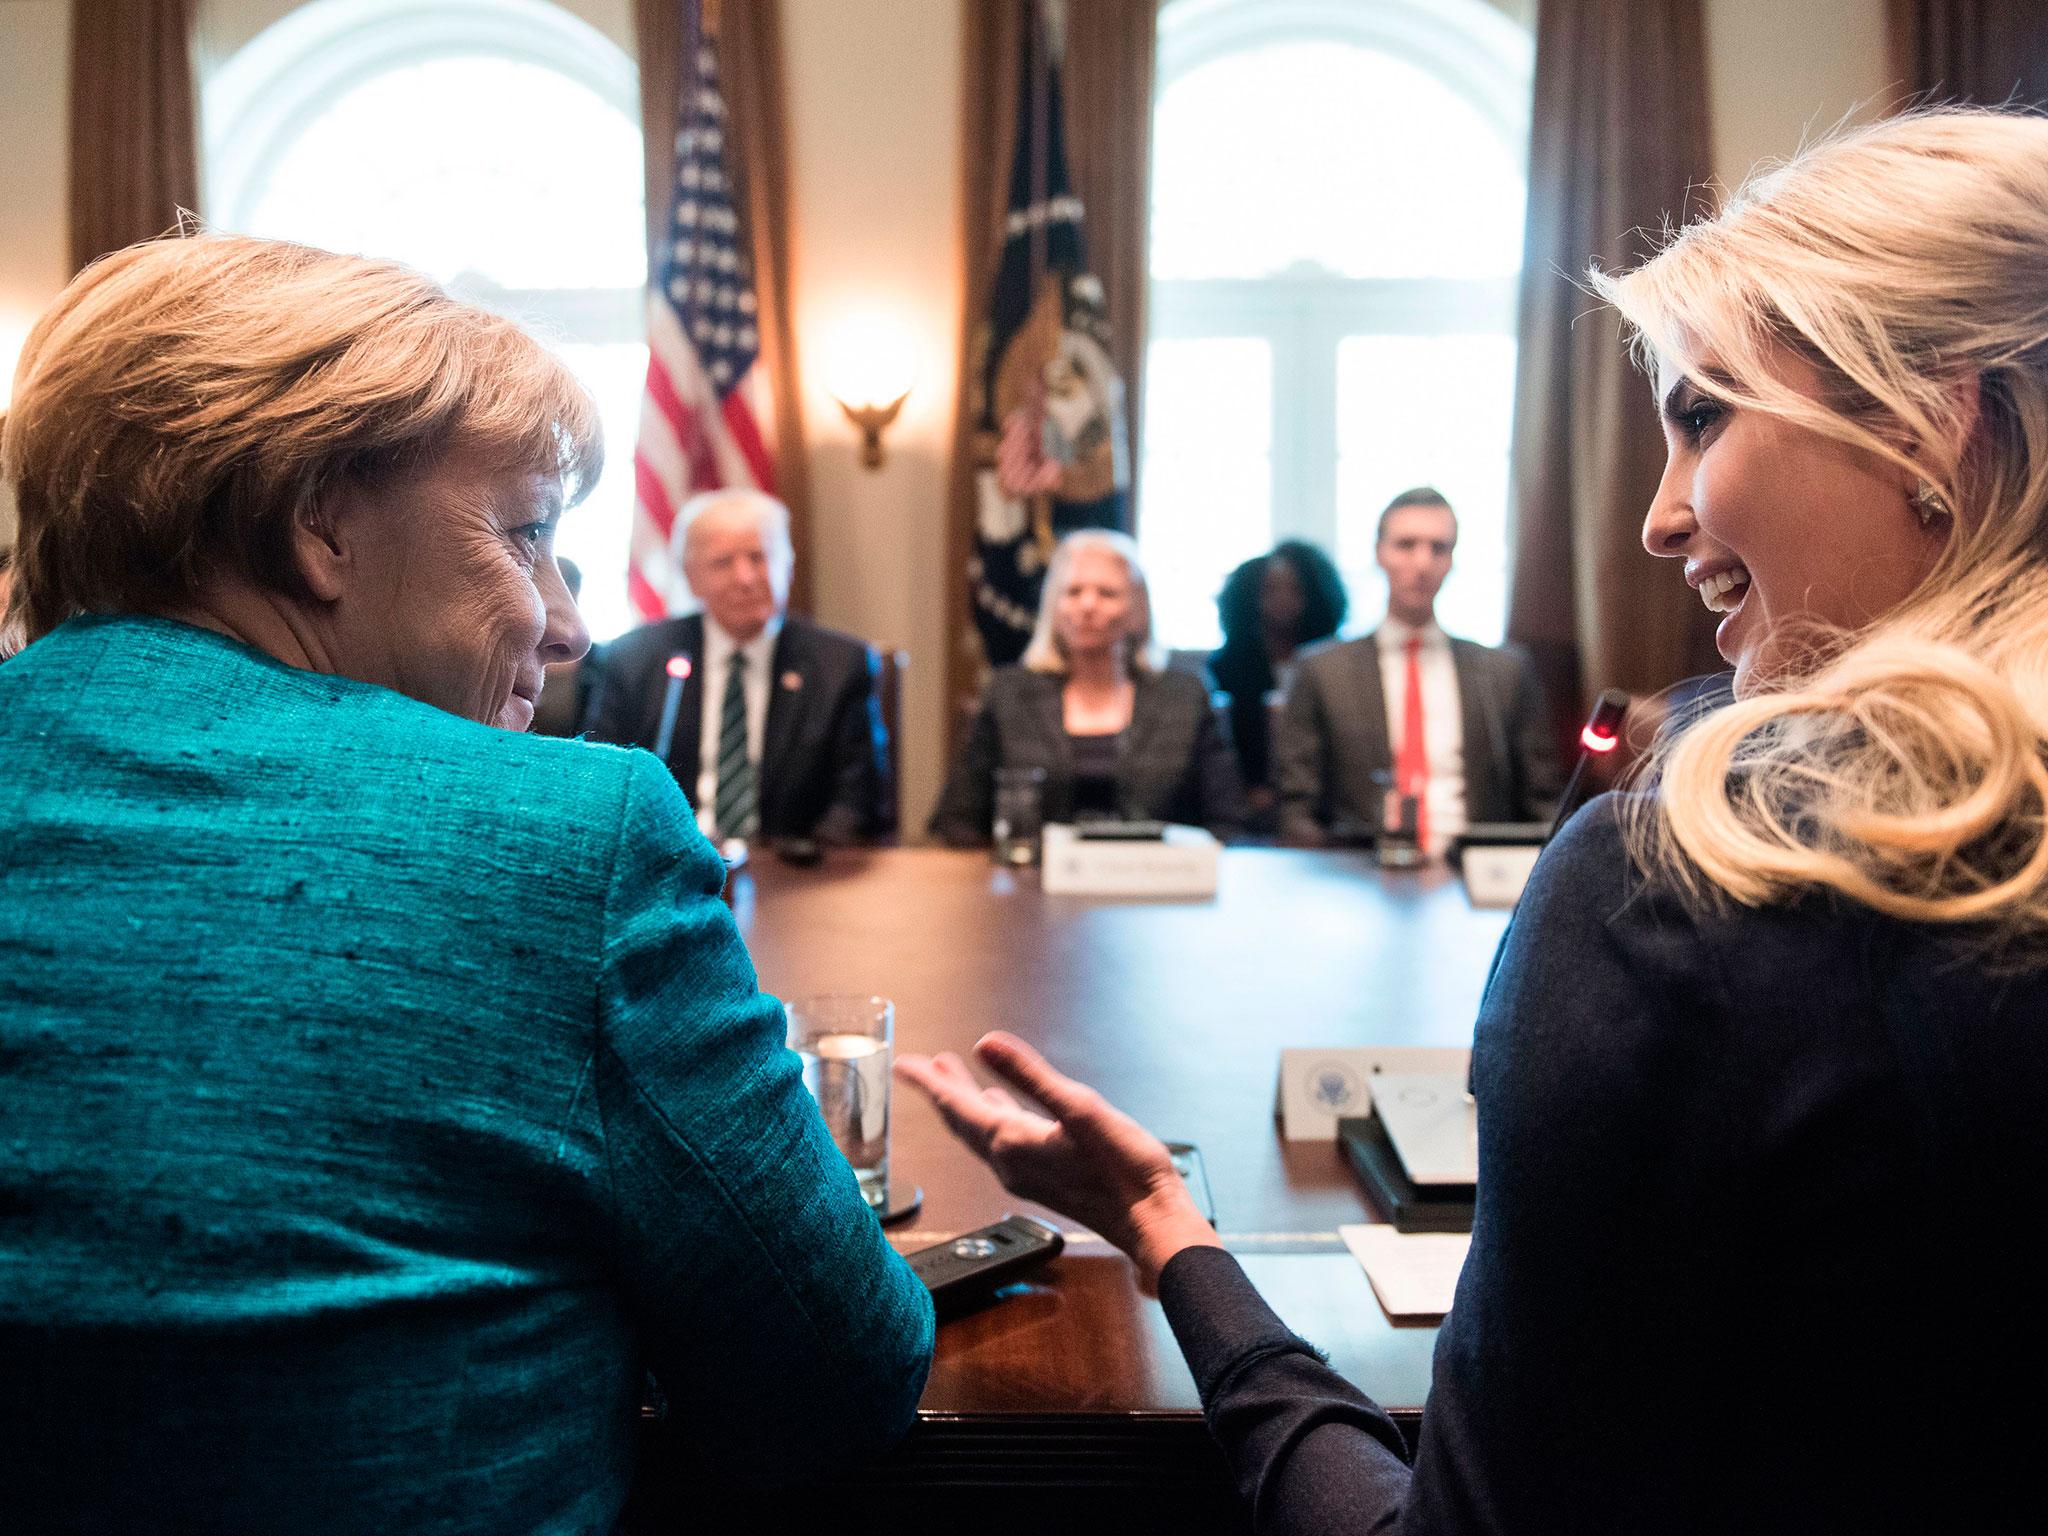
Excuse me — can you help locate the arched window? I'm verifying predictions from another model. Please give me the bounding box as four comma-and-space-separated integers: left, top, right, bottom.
205, 0, 647, 641
1139, 0, 1531, 649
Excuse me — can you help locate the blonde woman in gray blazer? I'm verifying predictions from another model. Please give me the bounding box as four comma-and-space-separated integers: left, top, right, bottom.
931, 530, 1243, 843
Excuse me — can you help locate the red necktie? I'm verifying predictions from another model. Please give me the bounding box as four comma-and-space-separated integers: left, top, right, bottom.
1397, 633, 1429, 850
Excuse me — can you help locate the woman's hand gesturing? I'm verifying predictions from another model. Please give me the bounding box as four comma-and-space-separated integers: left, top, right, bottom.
894, 1031, 1222, 1285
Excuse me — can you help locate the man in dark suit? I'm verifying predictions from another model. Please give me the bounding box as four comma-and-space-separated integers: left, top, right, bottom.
585, 490, 891, 844
1276, 488, 1561, 847
0, 542, 19, 660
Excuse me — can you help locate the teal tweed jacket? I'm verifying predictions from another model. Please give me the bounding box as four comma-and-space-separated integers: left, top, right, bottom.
0, 615, 935, 1532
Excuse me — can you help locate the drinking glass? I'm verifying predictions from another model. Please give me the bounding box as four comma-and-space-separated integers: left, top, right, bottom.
787, 994, 893, 1210
1374, 769, 1424, 869
993, 766, 1047, 866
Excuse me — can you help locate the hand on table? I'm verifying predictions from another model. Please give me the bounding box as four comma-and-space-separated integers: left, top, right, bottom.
894, 1031, 1222, 1285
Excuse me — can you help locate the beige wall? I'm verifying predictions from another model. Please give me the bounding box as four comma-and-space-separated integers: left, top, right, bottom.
0, 0, 72, 543
195, 0, 630, 65
1705, 0, 1892, 191
781, 0, 962, 835
0, 0, 1891, 782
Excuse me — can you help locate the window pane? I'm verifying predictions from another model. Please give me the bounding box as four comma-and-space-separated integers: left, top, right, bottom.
1335, 335, 1517, 646
549, 341, 649, 644
1151, 42, 1524, 282
1138, 337, 1273, 650
232, 51, 648, 641
242, 56, 644, 291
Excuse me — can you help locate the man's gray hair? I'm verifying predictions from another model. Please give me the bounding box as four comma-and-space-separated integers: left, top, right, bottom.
673, 488, 795, 568
1020, 527, 1165, 675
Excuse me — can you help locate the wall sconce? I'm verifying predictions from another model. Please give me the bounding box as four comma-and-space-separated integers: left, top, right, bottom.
823, 317, 918, 471
833, 390, 910, 469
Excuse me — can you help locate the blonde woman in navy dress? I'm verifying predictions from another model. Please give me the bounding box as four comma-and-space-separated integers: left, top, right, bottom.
904, 108, 2048, 1533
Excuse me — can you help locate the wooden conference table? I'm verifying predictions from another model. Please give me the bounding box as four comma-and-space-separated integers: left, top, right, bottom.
631, 846, 1510, 1533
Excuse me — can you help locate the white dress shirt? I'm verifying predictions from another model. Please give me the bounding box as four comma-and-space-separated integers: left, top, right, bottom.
1376, 616, 1467, 850
695, 615, 781, 837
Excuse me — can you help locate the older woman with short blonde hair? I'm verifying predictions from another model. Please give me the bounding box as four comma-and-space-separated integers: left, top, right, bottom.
930, 527, 1241, 842
0, 234, 932, 1529
903, 108, 2048, 1532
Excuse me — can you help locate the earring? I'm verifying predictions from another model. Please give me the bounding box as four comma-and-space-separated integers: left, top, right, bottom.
1912, 482, 1950, 526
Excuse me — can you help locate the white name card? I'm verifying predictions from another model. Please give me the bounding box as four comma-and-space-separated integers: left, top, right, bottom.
1340, 1223, 1472, 1321
1461, 844, 1543, 908
1040, 823, 1220, 899
1274, 1045, 1470, 1141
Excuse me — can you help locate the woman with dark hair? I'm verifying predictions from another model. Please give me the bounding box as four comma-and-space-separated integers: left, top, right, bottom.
1208, 540, 1347, 812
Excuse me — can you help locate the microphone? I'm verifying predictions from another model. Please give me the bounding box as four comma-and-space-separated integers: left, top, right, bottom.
1545, 689, 1629, 843
652, 654, 692, 762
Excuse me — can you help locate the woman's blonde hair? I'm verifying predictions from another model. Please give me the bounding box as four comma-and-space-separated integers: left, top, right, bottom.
1594, 108, 2048, 935
1020, 527, 1165, 675
2, 233, 602, 642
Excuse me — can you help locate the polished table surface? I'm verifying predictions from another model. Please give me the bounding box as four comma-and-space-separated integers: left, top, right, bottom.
728, 845, 1511, 1418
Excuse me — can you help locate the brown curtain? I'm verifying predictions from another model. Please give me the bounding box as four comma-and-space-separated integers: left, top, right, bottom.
1504, 0, 1721, 729
1888, 1, 2048, 108
943, 0, 1158, 734
635, 0, 814, 610
69, 0, 199, 273
1061, 0, 1159, 485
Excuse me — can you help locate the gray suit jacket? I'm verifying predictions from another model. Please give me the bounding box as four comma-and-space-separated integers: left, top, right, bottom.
1275, 630, 1563, 841
929, 666, 1244, 843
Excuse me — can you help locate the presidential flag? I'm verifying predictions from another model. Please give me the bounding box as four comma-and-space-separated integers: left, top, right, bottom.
630, 9, 775, 621
968, 0, 1131, 668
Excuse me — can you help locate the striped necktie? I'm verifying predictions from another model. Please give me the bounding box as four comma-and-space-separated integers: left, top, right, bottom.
713, 650, 758, 839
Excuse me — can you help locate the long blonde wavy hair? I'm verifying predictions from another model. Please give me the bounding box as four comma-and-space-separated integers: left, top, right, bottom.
1594, 109, 2048, 935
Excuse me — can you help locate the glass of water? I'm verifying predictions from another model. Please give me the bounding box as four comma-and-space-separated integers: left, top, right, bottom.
1374, 768, 1424, 869
787, 994, 893, 1211
992, 766, 1047, 867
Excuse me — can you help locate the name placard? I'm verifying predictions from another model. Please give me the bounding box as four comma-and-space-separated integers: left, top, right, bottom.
1274, 1045, 1470, 1142
1041, 823, 1220, 898
1461, 844, 1543, 908
1261, 1048, 1474, 1146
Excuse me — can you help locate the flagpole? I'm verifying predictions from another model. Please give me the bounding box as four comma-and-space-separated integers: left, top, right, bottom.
684, 0, 702, 118
1026, 0, 1053, 562
1027, 0, 1050, 297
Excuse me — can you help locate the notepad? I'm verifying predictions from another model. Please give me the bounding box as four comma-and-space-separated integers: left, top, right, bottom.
1340, 1223, 1472, 1320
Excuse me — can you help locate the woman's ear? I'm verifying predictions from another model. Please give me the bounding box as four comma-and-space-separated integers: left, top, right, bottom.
1912, 372, 1986, 481
291, 490, 355, 604
1898, 372, 1987, 527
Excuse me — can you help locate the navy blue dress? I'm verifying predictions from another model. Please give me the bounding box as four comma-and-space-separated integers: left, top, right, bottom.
1160, 794, 2048, 1533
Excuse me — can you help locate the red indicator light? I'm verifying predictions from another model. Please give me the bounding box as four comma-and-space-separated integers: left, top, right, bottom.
1581, 726, 1618, 753
665, 655, 693, 681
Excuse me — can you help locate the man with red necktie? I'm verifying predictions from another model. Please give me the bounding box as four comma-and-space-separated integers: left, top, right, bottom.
1276, 488, 1562, 851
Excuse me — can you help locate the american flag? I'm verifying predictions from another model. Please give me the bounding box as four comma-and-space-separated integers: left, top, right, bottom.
629, 24, 774, 621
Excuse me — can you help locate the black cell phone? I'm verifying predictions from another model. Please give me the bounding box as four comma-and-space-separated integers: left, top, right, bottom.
1074, 820, 1170, 841
905, 1215, 1064, 1317
1166, 1141, 1216, 1225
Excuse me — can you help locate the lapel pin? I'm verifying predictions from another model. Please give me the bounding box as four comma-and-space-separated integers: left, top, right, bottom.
781, 670, 803, 691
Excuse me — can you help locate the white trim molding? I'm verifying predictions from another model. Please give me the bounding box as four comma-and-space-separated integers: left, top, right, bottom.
204, 0, 636, 228
1140, 0, 1534, 647
1157, 0, 1532, 152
